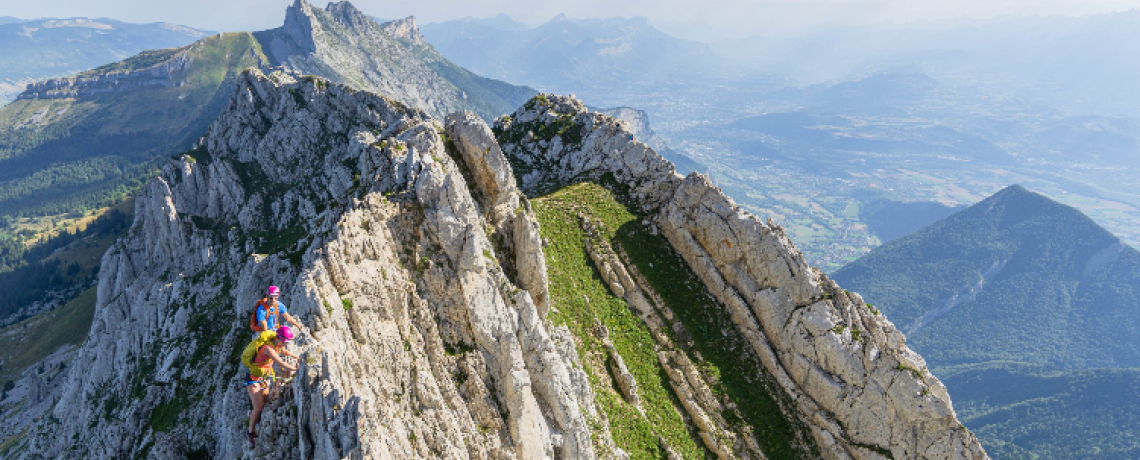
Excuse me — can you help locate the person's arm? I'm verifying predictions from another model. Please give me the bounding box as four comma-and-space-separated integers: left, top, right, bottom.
283, 312, 303, 329
264, 347, 297, 372
256, 304, 268, 331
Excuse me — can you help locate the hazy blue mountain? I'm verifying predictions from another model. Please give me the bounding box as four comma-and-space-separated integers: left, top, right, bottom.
0, 18, 211, 102
835, 184, 1140, 368
859, 199, 965, 242
833, 185, 1140, 459
420, 13, 725, 91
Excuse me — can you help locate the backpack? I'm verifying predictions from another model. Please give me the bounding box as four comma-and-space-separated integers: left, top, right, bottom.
241, 330, 278, 377
249, 298, 279, 332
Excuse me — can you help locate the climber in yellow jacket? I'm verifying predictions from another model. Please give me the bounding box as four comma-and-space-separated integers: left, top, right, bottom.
241, 325, 299, 447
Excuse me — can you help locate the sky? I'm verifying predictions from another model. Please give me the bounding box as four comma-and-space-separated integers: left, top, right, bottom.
2, 0, 1137, 41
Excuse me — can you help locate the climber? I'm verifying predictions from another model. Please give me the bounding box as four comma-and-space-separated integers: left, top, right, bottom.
242, 325, 300, 447
250, 285, 304, 333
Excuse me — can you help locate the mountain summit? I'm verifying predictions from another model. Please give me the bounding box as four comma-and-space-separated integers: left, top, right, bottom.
0, 0, 531, 224
834, 184, 1140, 369
256, 0, 532, 120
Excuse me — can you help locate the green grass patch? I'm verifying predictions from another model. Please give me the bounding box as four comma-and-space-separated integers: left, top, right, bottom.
613, 194, 817, 460
534, 182, 703, 459
536, 182, 816, 460
0, 430, 26, 458
0, 286, 96, 384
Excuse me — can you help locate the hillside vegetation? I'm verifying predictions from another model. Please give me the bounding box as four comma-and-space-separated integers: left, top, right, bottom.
0, 286, 96, 387
833, 184, 1140, 459
941, 363, 1140, 460
0, 32, 269, 218
834, 184, 1140, 368
534, 182, 810, 460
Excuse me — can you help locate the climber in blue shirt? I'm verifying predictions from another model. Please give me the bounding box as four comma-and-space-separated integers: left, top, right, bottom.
254, 286, 304, 332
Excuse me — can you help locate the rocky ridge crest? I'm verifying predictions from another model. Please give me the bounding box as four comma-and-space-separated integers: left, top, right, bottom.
7, 74, 987, 460
18, 47, 192, 99
257, 0, 523, 120
496, 93, 990, 460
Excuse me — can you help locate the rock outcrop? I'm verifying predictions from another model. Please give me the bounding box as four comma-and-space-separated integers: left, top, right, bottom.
9, 70, 608, 460
257, 0, 530, 120
497, 94, 990, 460
495, 95, 680, 213
598, 107, 702, 175
7, 75, 986, 460
660, 175, 985, 460
381, 17, 427, 46
19, 47, 192, 99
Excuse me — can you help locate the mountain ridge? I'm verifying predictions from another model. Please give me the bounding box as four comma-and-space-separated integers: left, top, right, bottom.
0, 70, 987, 460
0, 17, 211, 102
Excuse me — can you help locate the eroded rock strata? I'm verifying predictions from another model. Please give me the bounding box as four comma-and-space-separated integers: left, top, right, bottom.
8, 74, 987, 460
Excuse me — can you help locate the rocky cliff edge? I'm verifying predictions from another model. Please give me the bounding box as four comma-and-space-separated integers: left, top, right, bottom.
8, 74, 987, 460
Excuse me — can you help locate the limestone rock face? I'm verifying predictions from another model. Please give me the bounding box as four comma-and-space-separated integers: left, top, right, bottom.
19, 48, 191, 99
258, 0, 523, 120
11, 70, 609, 460
445, 110, 551, 316
657, 173, 986, 460
380, 16, 427, 45
495, 94, 681, 214
12, 72, 987, 460
500, 94, 990, 460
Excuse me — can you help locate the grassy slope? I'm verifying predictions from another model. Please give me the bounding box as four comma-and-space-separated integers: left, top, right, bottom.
534, 182, 811, 460
0, 286, 96, 385
0, 32, 268, 218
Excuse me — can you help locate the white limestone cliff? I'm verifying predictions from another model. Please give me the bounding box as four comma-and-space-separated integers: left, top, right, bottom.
7, 80, 988, 460
496, 93, 990, 460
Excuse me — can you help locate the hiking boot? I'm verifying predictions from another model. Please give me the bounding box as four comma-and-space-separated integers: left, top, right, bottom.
247, 430, 256, 447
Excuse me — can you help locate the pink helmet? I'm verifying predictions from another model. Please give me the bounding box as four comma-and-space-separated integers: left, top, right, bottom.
267, 286, 280, 297
276, 325, 294, 342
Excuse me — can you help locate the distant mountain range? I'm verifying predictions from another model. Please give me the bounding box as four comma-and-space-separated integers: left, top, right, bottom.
858, 198, 965, 243
0, 17, 210, 102
834, 184, 1140, 459
419, 14, 725, 91
717, 10, 1140, 117
0, 0, 532, 220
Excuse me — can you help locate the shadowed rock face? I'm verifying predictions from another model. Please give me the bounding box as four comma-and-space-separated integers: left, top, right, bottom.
11, 74, 986, 460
